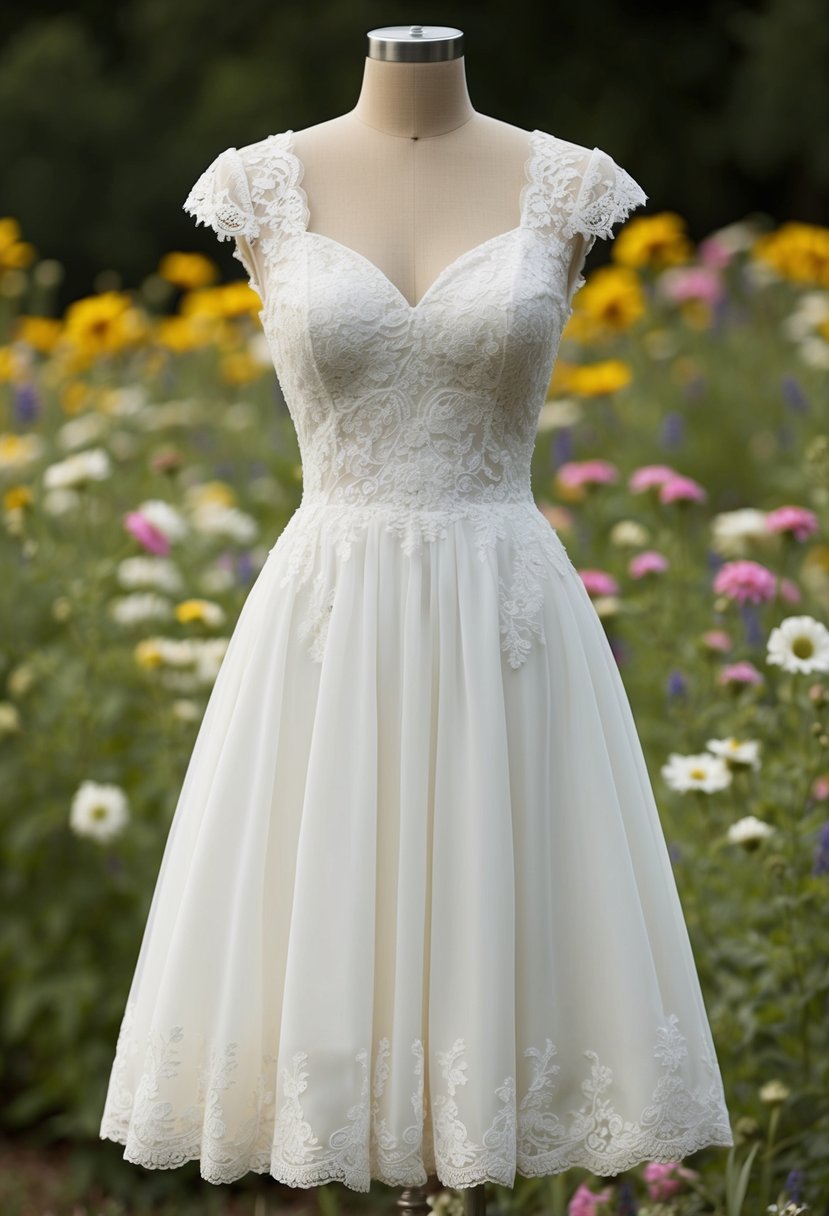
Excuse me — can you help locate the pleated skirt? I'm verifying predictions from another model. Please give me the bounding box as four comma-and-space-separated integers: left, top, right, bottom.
99, 506, 733, 1189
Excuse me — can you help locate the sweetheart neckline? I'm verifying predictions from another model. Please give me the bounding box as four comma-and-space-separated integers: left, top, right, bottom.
275, 127, 546, 313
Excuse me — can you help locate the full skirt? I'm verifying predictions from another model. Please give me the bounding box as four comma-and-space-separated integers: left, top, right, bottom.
99, 507, 734, 1190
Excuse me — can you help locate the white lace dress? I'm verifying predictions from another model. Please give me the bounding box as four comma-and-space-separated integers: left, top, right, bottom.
98, 127, 734, 1190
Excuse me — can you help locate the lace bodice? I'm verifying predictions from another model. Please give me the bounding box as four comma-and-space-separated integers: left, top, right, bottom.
183, 128, 647, 667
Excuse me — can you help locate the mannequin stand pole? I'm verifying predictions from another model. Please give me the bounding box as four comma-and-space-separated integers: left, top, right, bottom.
395, 1174, 486, 1216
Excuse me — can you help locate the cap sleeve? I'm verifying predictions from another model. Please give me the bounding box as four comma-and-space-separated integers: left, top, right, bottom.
566, 146, 648, 242
182, 146, 265, 301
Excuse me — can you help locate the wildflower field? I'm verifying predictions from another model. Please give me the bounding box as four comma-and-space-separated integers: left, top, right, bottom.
1, 209, 828, 1216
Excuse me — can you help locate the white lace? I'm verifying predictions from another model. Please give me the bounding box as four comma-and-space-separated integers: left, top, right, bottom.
182, 129, 647, 670
100, 1000, 732, 1189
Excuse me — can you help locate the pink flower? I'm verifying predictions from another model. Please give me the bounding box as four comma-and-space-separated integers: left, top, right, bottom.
698, 236, 734, 269
643, 1161, 699, 1201
567, 1181, 614, 1216
701, 629, 733, 652
718, 660, 764, 686
779, 577, 802, 604
558, 459, 619, 488
765, 505, 819, 542
630, 550, 669, 577
660, 265, 725, 306
123, 510, 170, 556
659, 474, 707, 505
812, 773, 829, 801
628, 464, 678, 493
579, 569, 619, 596
712, 559, 777, 604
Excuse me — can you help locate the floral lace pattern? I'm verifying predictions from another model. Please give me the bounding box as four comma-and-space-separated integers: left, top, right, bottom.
100, 1001, 732, 1190
182, 127, 647, 671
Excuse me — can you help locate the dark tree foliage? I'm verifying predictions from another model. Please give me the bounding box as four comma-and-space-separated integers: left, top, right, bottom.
1, 0, 827, 305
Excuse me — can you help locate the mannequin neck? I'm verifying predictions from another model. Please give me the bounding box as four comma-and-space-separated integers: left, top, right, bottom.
350, 55, 476, 139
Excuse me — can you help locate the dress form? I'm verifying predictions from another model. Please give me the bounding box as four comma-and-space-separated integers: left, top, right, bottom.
289, 25, 590, 309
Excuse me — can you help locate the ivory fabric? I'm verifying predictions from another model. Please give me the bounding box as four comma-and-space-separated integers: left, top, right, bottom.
99, 127, 734, 1189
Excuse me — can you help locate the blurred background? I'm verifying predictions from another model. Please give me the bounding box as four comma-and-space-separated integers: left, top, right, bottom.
2, 0, 828, 304
2, 2, 829, 1214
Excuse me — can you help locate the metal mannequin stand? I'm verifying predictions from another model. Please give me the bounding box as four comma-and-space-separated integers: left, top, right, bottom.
359, 24, 486, 1216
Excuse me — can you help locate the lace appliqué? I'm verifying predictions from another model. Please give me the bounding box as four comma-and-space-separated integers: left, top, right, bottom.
268, 501, 577, 671
100, 1004, 733, 1190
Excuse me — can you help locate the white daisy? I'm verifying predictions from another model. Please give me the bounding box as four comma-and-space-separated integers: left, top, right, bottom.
767, 615, 829, 674
110, 593, 174, 625
710, 508, 772, 557
116, 555, 185, 594
726, 815, 775, 848
190, 502, 258, 543
42, 488, 82, 515
661, 752, 732, 793
69, 780, 130, 843
43, 446, 111, 490
136, 499, 189, 542
706, 737, 762, 770
58, 412, 109, 451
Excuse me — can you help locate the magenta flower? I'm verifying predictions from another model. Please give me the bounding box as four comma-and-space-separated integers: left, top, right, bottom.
713, 559, 778, 604
765, 505, 819, 542
643, 1161, 699, 1201
123, 510, 170, 556
628, 464, 679, 493
698, 236, 735, 269
701, 629, 733, 652
718, 660, 764, 686
779, 577, 802, 604
558, 459, 619, 489
659, 474, 707, 504
630, 550, 669, 577
579, 569, 619, 596
567, 1181, 614, 1216
660, 265, 725, 306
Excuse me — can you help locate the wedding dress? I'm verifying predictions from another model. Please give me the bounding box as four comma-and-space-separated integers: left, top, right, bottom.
98, 127, 734, 1189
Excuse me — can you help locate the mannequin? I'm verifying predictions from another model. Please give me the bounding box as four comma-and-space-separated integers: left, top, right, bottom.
286, 24, 590, 312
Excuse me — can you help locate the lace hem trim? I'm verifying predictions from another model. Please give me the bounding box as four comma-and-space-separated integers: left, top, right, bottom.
268, 500, 578, 670
99, 1007, 733, 1190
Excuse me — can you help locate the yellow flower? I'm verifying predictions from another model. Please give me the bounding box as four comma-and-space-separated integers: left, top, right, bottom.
60, 382, 92, 416
61, 291, 148, 359
550, 359, 633, 397
158, 251, 219, 291
154, 315, 216, 353
612, 212, 694, 270
3, 485, 32, 510
180, 280, 261, 321
0, 433, 44, 471
14, 315, 63, 354
570, 265, 647, 335
188, 481, 236, 509
0, 218, 37, 271
752, 221, 829, 287
0, 346, 28, 382
220, 350, 262, 384
175, 599, 225, 626
135, 638, 165, 668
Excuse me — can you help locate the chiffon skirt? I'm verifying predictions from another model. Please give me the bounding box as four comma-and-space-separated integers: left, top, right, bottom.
99, 506, 734, 1189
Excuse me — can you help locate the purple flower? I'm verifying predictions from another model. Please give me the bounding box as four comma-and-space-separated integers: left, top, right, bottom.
661, 410, 685, 448
784, 1168, 804, 1203
781, 375, 809, 413
552, 427, 573, 468
666, 669, 688, 699
812, 822, 829, 876
13, 381, 40, 424
617, 1180, 638, 1215
667, 841, 683, 865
